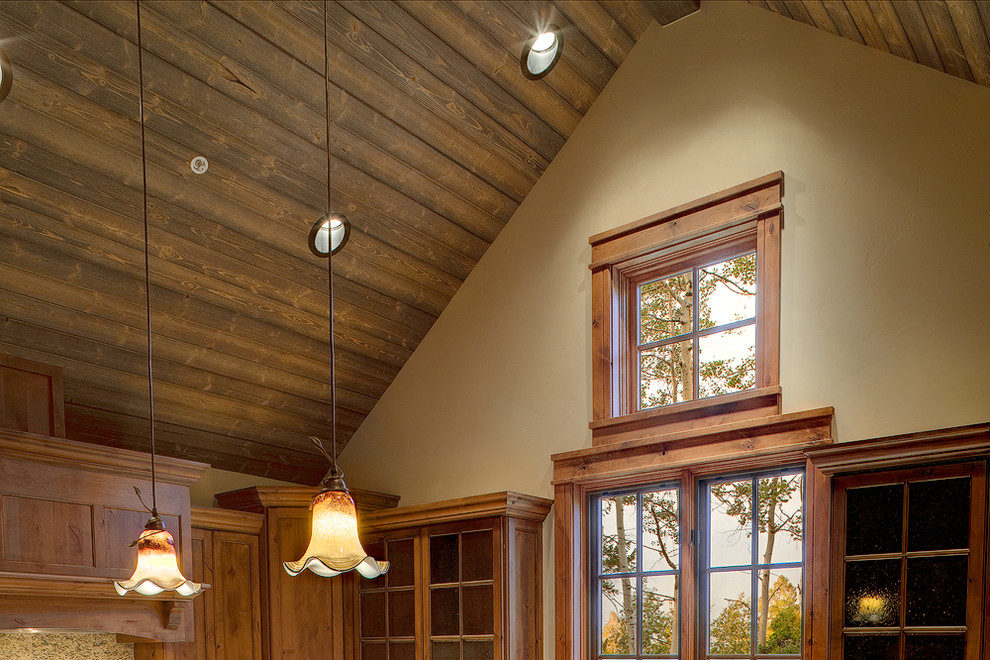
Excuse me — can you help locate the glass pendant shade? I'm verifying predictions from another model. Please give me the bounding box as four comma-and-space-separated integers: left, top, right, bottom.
114, 519, 208, 597
284, 487, 389, 578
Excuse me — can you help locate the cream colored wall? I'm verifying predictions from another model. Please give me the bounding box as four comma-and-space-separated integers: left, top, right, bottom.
344, 0, 990, 504
343, 2, 990, 653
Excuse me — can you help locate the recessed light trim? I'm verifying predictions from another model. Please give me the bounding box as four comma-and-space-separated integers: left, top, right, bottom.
308, 212, 351, 257
0, 47, 13, 103
521, 25, 563, 80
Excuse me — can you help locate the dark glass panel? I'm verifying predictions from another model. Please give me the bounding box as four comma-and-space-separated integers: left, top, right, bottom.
462, 584, 495, 635
907, 478, 970, 552
846, 484, 903, 556
388, 589, 415, 638
844, 635, 898, 660
431, 586, 460, 636
464, 640, 495, 660
361, 541, 386, 591
390, 642, 415, 660
462, 530, 494, 582
361, 591, 387, 638
906, 556, 968, 626
387, 538, 415, 587
431, 534, 460, 584
905, 635, 966, 660
845, 559, 900, 627
431, 641, 460, 660
361, 641, 387, 660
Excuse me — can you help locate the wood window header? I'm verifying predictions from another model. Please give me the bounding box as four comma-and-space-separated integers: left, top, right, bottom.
589, 171, 783, 271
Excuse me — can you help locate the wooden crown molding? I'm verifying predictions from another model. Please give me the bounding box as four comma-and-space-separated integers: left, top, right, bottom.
0, 427, 209, 486
806, 422, 990, 475
361, 491, 554, 531
191, 506, 264, 534
216, 485, 400, 514
554, 408, 834, 487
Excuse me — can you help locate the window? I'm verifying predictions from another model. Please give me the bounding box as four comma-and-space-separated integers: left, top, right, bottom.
589, 172, 782, 427
635, 251, 757, 410
591, 468, 805, 660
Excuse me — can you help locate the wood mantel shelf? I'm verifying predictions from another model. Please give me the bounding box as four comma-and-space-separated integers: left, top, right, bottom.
361, 491, 553, 531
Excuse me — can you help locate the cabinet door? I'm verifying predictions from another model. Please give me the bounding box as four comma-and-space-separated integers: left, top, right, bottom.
212, 530, 262, 659
359, 533, 418, 660
133, 527, 212, 660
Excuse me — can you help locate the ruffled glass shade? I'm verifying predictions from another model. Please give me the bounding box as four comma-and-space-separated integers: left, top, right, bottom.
114, 523, 208, 597
284, 488, 389, 578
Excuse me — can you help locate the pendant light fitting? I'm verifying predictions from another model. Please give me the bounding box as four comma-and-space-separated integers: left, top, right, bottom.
114, 0, 208, 599
283, 0, 387, 581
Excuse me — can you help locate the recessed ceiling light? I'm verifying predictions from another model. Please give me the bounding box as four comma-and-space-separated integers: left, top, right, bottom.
0, 47, 12, 103
521, 25, 563, 80
308, 212, 351, 257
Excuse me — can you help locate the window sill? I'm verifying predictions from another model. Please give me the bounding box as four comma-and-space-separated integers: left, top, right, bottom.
589, 385, 782, 447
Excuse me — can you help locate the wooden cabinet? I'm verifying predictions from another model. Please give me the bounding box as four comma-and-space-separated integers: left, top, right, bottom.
215, 486, 401, 660
134, 508, 264, 660
358, 492, 552, 660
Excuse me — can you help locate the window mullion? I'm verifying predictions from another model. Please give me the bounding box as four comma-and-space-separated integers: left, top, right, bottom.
692, 266, 700, 402
751, 476, 759, 660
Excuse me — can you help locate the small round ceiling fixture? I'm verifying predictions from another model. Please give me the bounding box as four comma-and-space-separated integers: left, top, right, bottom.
190, 156, 209, 175
521, 25, 563, 80
308, 212, 351, 257
0, 47, 13, 103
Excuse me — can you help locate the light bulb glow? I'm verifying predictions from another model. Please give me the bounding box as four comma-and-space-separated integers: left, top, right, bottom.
284, 489, 389, 578
114, 528, 207, 597
532, 32, 556, 53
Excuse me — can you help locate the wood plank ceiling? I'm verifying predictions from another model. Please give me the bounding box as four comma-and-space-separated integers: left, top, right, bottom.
749, 1, 990, 87
0, 1, 698, 483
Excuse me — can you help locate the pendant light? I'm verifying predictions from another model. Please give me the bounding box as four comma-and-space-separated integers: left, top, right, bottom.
114, 0, 208, 599
283, 0, 388, 581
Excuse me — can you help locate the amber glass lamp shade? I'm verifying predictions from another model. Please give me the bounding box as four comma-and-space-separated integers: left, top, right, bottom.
114, 519, 208, 597
284, 488, 389, 578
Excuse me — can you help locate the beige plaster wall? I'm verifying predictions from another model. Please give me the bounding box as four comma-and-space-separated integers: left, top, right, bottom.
343, 3, 990, 654
189, 467, 298, 507
343, 0, 990, 505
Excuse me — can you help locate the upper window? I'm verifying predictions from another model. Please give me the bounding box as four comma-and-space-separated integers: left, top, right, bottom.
589, 172, 782, 427
636, 251, 757, 410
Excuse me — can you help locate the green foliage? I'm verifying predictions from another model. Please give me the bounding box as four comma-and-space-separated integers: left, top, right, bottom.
709, 593, 751, 654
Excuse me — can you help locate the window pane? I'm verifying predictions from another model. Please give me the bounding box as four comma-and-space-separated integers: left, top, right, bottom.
709, 480, 753, 568
640, 272, 692, 343
844, 635, 898, 660
462, 584, 494, 635
904, 635, 965, 660
642, 489, 679, 572
846, 484, 903, 556
601, 577, 637, 654
431, 587, 460, 636
640, 340, 693, 409
387, 538, 415, 588
907, 478, 970, 552
601, 494, 637, 574
755, 568, 802, 655
462, 529, 494, 581
431, 534, 460, 584
845, 559, 900, 627
391, 642, 415, 660
362, 642, 387, 660
699, 253, 756, 330
388, 590, 415, 638
362, 591, 386, 638
698, 324, 755, 398
906, 556, 968, 626
432, 641, 460, 660
758, 474, 804, 565
642, 575, 678, 654
464, 641, 495, 660
708, 570, 751, 655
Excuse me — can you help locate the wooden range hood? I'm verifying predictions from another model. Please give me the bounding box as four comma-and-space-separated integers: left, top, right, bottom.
0, 354, 208, 641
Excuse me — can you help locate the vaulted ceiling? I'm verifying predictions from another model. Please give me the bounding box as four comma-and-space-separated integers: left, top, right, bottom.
0, 1, 698, 483
3, 1, 987, 485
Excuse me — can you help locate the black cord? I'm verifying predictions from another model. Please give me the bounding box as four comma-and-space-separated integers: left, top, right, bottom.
324, 0, 338, 475
135, 0, 157, 515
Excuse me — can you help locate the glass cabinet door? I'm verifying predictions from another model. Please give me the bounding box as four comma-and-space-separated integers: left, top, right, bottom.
429, 527, 496, 660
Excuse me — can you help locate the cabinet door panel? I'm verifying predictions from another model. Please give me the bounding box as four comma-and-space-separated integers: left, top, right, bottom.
213, 530, 262, 659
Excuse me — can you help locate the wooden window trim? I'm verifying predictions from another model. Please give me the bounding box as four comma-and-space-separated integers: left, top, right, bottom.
590, 172, 783, 441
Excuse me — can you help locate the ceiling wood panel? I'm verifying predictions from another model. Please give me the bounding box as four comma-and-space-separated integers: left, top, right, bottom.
752, 1, 990, 92
0, 0, 699, 482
